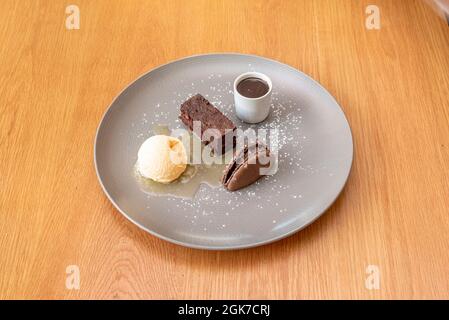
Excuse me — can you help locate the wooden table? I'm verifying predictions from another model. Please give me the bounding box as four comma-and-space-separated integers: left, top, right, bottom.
1, 0, 449, 300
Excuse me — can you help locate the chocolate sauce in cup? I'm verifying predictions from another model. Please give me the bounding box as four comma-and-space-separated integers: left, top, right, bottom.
237, 77, 270, 98
233, 72, 272, 123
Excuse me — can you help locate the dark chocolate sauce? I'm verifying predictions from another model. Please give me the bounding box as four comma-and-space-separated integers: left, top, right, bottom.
237, 77, 269, 98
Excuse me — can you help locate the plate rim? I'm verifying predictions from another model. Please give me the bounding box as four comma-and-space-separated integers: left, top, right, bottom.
94, 52, 354, 250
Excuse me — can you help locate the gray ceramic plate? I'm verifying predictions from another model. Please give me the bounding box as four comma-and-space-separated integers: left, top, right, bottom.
94, 53, 353, 250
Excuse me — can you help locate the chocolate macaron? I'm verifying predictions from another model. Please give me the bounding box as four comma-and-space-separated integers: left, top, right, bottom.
222, 142, 272, 191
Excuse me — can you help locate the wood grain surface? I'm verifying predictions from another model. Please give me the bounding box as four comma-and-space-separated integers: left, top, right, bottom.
1, 0, 449, 299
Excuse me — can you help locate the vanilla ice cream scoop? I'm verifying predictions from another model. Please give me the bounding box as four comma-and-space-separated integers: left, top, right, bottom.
137, 135, 187, 183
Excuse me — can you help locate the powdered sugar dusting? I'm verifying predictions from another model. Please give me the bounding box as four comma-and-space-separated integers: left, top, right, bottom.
130, 71, 326, 231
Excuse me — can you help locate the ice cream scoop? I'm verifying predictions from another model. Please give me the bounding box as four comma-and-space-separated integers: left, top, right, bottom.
137, 135, 187, 183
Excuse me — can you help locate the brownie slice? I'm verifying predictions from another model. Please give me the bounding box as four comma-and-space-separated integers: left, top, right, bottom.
179, 94, 236, 154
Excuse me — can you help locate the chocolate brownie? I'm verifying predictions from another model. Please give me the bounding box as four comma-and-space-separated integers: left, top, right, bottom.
179, 94, 236, 154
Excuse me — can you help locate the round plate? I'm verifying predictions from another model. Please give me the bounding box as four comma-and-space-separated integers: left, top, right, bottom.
94, 53, 353, 250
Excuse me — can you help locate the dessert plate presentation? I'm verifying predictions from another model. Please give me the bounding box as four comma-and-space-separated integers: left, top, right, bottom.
94, 53, 353, 250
